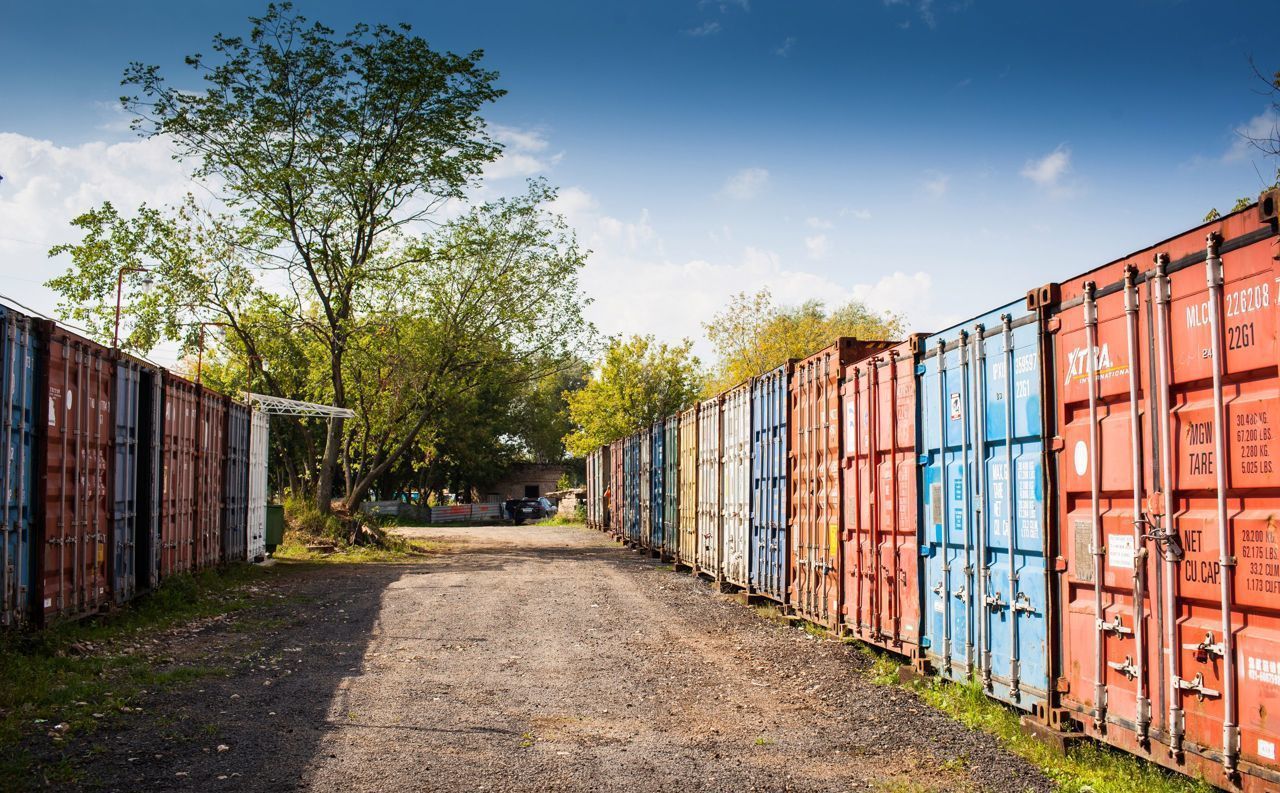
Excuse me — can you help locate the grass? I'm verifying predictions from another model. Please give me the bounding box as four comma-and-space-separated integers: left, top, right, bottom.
535, 512, 585, 527
272, 535, 447, 563
0, 564, 269, 787
274, 495, 449, 562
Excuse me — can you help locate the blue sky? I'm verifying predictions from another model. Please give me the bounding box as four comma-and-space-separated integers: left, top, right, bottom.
2, 0, 1277, 364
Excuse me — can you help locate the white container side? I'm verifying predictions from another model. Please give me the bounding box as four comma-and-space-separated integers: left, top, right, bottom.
719, 382, 752, 588
247, 409, 269, 561
696, 397, 722, 576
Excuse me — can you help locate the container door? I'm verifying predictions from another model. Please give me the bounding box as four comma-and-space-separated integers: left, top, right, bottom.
0, 310, 36, 627
751, 370, 788, 603
791, 354, 842, 628
111, 362, 140, 604
247, 410, 268, 561
680, 412, 699, 564
665, 420, 679, 554
651, 426, 663, 551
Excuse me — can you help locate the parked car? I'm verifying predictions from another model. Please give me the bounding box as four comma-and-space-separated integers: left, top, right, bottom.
505, 497, 556, 524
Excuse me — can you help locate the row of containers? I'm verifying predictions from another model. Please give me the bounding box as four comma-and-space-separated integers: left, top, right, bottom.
0, 306, 271, 629
586, 191, 1280, 792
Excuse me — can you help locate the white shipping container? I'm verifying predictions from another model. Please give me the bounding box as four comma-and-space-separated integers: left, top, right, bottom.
247, 409, 269, 561
696, 397, 722, 577
719, 381, 752, 588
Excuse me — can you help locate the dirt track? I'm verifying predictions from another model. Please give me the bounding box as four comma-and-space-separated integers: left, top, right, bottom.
34, 524, 1051, 792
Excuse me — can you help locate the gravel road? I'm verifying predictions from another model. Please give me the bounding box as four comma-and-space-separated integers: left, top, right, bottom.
34, 524, 1053, 792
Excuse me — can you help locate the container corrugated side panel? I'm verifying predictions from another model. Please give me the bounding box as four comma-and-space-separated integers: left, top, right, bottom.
610, 439, 625, 537
678, 407, 698, 564
600, 444, 612, 531
0, 307, 37, 628
750, 363, 790, 603
37, 323, 113, 624
160, 372, 199, 578
664, 416, 679, 555
1047, 197, 1280, 791
720, 382, 752, 588
650, 421, 664, 552
696, 397, 722, 577
111, 360, 141, 605
223, 401, 250, 563
625, 435, 640, 544
195, 390, 227, 569
247, 409, 268, 561
841, 341, 922, 658
588, 449, 601, 529
919, 299, 1048, 711
638, 428, 652, 548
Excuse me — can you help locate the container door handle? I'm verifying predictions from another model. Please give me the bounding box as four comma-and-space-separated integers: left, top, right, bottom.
1175, 672, 1220, 700
984, 592, 1007, 610
1108, 656, 1138, 681
1096, 614, 1133, 635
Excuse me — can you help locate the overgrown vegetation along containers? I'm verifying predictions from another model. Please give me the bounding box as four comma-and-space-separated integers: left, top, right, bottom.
36, 322, 113, 624
195, 389, 227, 568
247, 409, 269, 560
1037, 194, 1280, 791
609, 438, 625, 538
919, 299, 1050, 712
696, 395, 723, 577
841, 339, 924, 657
720, 381, 752, 589
638, 427, 652, 549
663, 416, 679, 556
790, 338, 895, 629
750, 362, 791, 604
0, 306, 36, 627
677, 407, 698, 565
624, 433, 641, 544
223, 400, 251, 563
111, 356, 162, 605
160, 372, 199, 578
650, 420, 665, 553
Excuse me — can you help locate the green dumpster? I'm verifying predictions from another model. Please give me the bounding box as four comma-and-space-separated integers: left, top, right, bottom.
265, 505, 286, 556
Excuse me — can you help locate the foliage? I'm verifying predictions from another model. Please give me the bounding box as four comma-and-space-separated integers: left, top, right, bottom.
1205, 61, 1279, 221
702, 288, 902, 394
563, 335, 704, 457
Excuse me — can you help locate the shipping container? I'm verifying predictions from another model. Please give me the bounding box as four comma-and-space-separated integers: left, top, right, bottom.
638, 427, 652, 549
160, 371, 199, 578
1034, 193, 1280, 791
696, 396, 723, 577
609, 438, 625, 538
247, 409, 268, 561
721, 381, 752, 589
650, 420, 665, 553
790, 339, 895, 629
0, 306, 37, 627
624, 433, 641, 544
678, 407, 699, 565
111, 356, 161, 605
36, 322, 113, 624
196, 389, 227, 568
585, 448, 598, 529
663, 416, 679, 557
841, 339, 925, 658
750, 362, 791, 604
223, 400, 250, 563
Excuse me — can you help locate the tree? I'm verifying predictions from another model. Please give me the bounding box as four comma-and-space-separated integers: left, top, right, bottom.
563, 335, 704, 457
93, 3, 506, 512
1205, 61, 1280, 221
702, 288, 901, 394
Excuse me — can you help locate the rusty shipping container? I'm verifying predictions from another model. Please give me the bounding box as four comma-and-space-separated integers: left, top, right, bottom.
223, 400, 251, 563
841, 339, 924, 657
1, 305, 37, 627
790, 338, 895, 629
160, 372, 199, 578
609, 438, 624, 538
195, 389, 226, 569
750, 362, 791, 604
677, 407, 699, 565
696, 396, 723, 578
1037, 192, 1280, 791
36, 323, 113, 624
111, 355, 162, 604
721, 381, 752, 589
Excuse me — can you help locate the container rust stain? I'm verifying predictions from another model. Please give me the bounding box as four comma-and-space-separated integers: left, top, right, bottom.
160, 372, 199, 578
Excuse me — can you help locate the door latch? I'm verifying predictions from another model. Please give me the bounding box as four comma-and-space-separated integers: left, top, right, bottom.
1108, 656, 1138, 681
1097, 614, 1133, 635
1175, 672, 1220, 700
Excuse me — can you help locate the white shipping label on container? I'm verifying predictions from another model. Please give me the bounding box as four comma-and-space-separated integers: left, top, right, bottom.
1260, 739, 1276, 761
1107, 534, 1135, 569
949, 393, 961, 420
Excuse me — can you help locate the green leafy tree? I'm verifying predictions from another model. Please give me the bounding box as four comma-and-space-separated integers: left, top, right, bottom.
702, 288, 901, 394
1205, 62, 1280, 221
564, 335, 704, 457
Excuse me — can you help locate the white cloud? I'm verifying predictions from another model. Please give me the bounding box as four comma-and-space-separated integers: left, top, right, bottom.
922, 171, 949, 198
1020, 145, 1071, 188
719, 167, 769, 200
774, 37, 796, 57
839, 207, 872, 221
485, 124, 561, 181
682, 20, 722, 36
804, 234, 829, 260
1225, 108, 1279, 162
805, 216, 832, 229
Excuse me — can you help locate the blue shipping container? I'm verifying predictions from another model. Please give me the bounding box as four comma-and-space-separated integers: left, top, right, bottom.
624, 433, 641, 544
650, 420, 665, 553
0, 306, 37, 627
917, 299, 1050, 712
112, 358, 162, 604
750, 363, 791, 603
223, 402, 251, 562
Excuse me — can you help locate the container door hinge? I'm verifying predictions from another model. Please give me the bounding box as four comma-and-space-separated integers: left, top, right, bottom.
1045, 317, 1062, 333
1050, 436, 1065, 453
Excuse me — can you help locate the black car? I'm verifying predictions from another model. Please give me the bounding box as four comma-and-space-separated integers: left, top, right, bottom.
505, 497, 556, 524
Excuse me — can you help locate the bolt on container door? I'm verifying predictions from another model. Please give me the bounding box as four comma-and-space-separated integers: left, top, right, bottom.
223, 401, 250, 563
842, 340, 924, 658
664, 416, 680, 555
610, 438, 625, 537
678, 407, 699, 564
697, 396, 723, 577
650, 421, 665, 552
111, 356, 161, 604
790, 338, 895, 629
721, 381, 752, 588
0, 306, 37, 628
160, 371, 199, 578
247, 409, 268, 561
1042, 194, 1280, 792
918, 299, 1050, 711
751, 362, 791, 604
638, 428, 652, 548
195, 389, 226, 569
37, 323, 113, 624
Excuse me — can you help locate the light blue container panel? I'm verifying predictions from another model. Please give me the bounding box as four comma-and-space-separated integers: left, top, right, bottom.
650, 421, 665, 553
918, 298, 1048, 712
625, 434, 642, 544
749, 364, 790, 603
0, 307, 37, 627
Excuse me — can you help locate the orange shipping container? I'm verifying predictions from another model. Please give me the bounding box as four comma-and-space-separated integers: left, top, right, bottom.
160, 372, 199, 578
196, 389, 226, 569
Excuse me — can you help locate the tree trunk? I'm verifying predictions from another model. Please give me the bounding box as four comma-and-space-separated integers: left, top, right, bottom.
315, 345, 348, 514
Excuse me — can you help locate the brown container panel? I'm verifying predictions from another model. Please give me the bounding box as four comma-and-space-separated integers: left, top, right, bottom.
37, 324, 113, 624
160, 372, 199, 578
789, 338, 897, 629
678, 406, 699, 565
1048, 196, 1280, 791
196, 389, 227, 569
609, 438, 624, 538
841, 341, 921, 656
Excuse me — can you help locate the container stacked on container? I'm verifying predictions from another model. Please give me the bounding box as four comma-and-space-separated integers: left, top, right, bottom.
750, 362, 791, 604
720, 381, 752, 589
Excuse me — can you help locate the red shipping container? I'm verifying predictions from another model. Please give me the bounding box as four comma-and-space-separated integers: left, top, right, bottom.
196, 389, 226, 569
1035, 191, 1280, 791
609, 438, 624, 538
789, 338, 895, 629
840, 337, 925, 656
160, 372, 199, 578
36, 323, 112, 624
